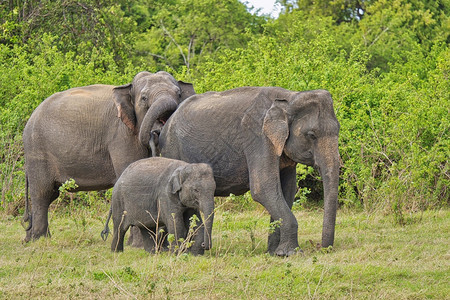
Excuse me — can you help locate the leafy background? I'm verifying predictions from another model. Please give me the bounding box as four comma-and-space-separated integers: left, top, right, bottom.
1, 0, 449, 218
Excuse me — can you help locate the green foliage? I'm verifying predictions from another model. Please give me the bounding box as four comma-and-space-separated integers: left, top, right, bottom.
281, 0, 368, 23
0, 0, 448, 215
293, 164, 317, 209
0, 0, 137, 65
167, 213, 200, 255
0, 34, 140, 135
353, 0, 449, 72
221, 192, 257, 211
58, 178, 79, 194
268, 219, 282, 234
134, 0, 265, 72
278, 0, 450, 72
339, 42, 449, 212
0, 133, 24, 215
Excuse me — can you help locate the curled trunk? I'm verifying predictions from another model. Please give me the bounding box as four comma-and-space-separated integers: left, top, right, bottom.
139, 98, 178, 148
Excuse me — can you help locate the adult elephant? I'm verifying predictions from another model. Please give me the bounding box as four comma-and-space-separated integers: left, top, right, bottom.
22, 71, 195, 242
159, 87, 340, 256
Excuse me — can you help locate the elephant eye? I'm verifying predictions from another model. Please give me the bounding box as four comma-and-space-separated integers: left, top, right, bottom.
141, 96, 148, 102
307, 131, 317, 140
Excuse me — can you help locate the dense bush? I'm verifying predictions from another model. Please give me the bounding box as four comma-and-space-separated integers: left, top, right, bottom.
0, 0, 448, 215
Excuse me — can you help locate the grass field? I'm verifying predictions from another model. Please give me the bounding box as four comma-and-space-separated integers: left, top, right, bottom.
0, 200, 448, 299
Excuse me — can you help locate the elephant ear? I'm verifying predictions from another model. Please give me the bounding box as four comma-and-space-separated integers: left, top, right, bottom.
262, 99, 289, 157
113, 84, 137, 134
168, 166, 184, 194
178, 81, 195, 102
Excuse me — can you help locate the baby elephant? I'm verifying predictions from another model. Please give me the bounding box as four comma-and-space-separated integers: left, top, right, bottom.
105, 157, 216, 253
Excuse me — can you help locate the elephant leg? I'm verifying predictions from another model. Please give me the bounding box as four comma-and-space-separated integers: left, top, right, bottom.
26, 179, 59, 241
139, 227, 157, 253
247, 154, 299, 257
127, 226, 144, 248
111, 214, 128, 252
184, 209, 205, 256
268, 165, 297, 254
254, 192, 298, 256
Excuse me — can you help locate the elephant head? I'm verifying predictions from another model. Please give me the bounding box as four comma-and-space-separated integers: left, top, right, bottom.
169, 163, 216, 250
263, 89, 340, 248
112, 71, 195, 149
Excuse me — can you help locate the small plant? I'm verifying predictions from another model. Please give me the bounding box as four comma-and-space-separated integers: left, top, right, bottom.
292, 187, 311, 211
244, 220, 258, 251
226, 192, 256, 211
167, 214, 199, 256
321, 245, 333, 254
268, 218, 282, 234
392, 198, 406, 226
141, 208, 168, 254
52, 178, 79, 216
58, 178, 79, 194
57, 178, 79, 209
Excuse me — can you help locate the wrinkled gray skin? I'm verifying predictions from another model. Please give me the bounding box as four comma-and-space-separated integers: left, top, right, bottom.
107, 157, 216, 254
22, 71, 195, 242
159, 87, 340, 256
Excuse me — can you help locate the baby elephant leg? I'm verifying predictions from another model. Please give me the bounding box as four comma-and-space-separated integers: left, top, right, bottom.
139, 227, 157, 253
127, 226, 144, 248
166, 214, 188, 253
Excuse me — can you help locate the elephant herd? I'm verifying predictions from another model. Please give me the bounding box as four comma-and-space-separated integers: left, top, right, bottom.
22, 71, 340, 257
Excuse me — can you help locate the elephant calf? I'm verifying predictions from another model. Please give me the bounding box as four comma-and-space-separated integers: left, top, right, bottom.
105, 157, 216, 253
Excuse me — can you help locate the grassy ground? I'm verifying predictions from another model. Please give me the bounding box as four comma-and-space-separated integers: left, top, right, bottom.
0, 200, 448, 299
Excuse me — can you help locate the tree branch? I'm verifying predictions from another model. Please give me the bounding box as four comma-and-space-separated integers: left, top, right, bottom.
160, 20, 189, 70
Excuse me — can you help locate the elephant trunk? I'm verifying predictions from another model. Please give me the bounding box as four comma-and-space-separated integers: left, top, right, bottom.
316, 136, 340, 248
200, 201, 214, 250
138, 98, 178, 148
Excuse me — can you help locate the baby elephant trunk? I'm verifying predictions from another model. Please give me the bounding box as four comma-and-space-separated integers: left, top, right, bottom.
200, 201, 214, 250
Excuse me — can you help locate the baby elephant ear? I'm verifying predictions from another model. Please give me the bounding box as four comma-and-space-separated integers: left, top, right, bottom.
262, 99, 289, 157
113, 84, 137, 134
169, 166, 184, 194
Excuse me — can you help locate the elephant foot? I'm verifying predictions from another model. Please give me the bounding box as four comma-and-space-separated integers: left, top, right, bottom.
22, 216, 33, 243
128, 226, 145, 248
188, 245, 205, 256
267, 239, 279, 255
23, 231, 50, 243
23, 230, 32, 243
274, 242, 301, 257
26, 225, 51, 241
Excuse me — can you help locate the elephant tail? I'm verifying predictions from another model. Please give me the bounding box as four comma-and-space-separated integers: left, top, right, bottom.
101, 206, 112, 241
21, 174, 32, 231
